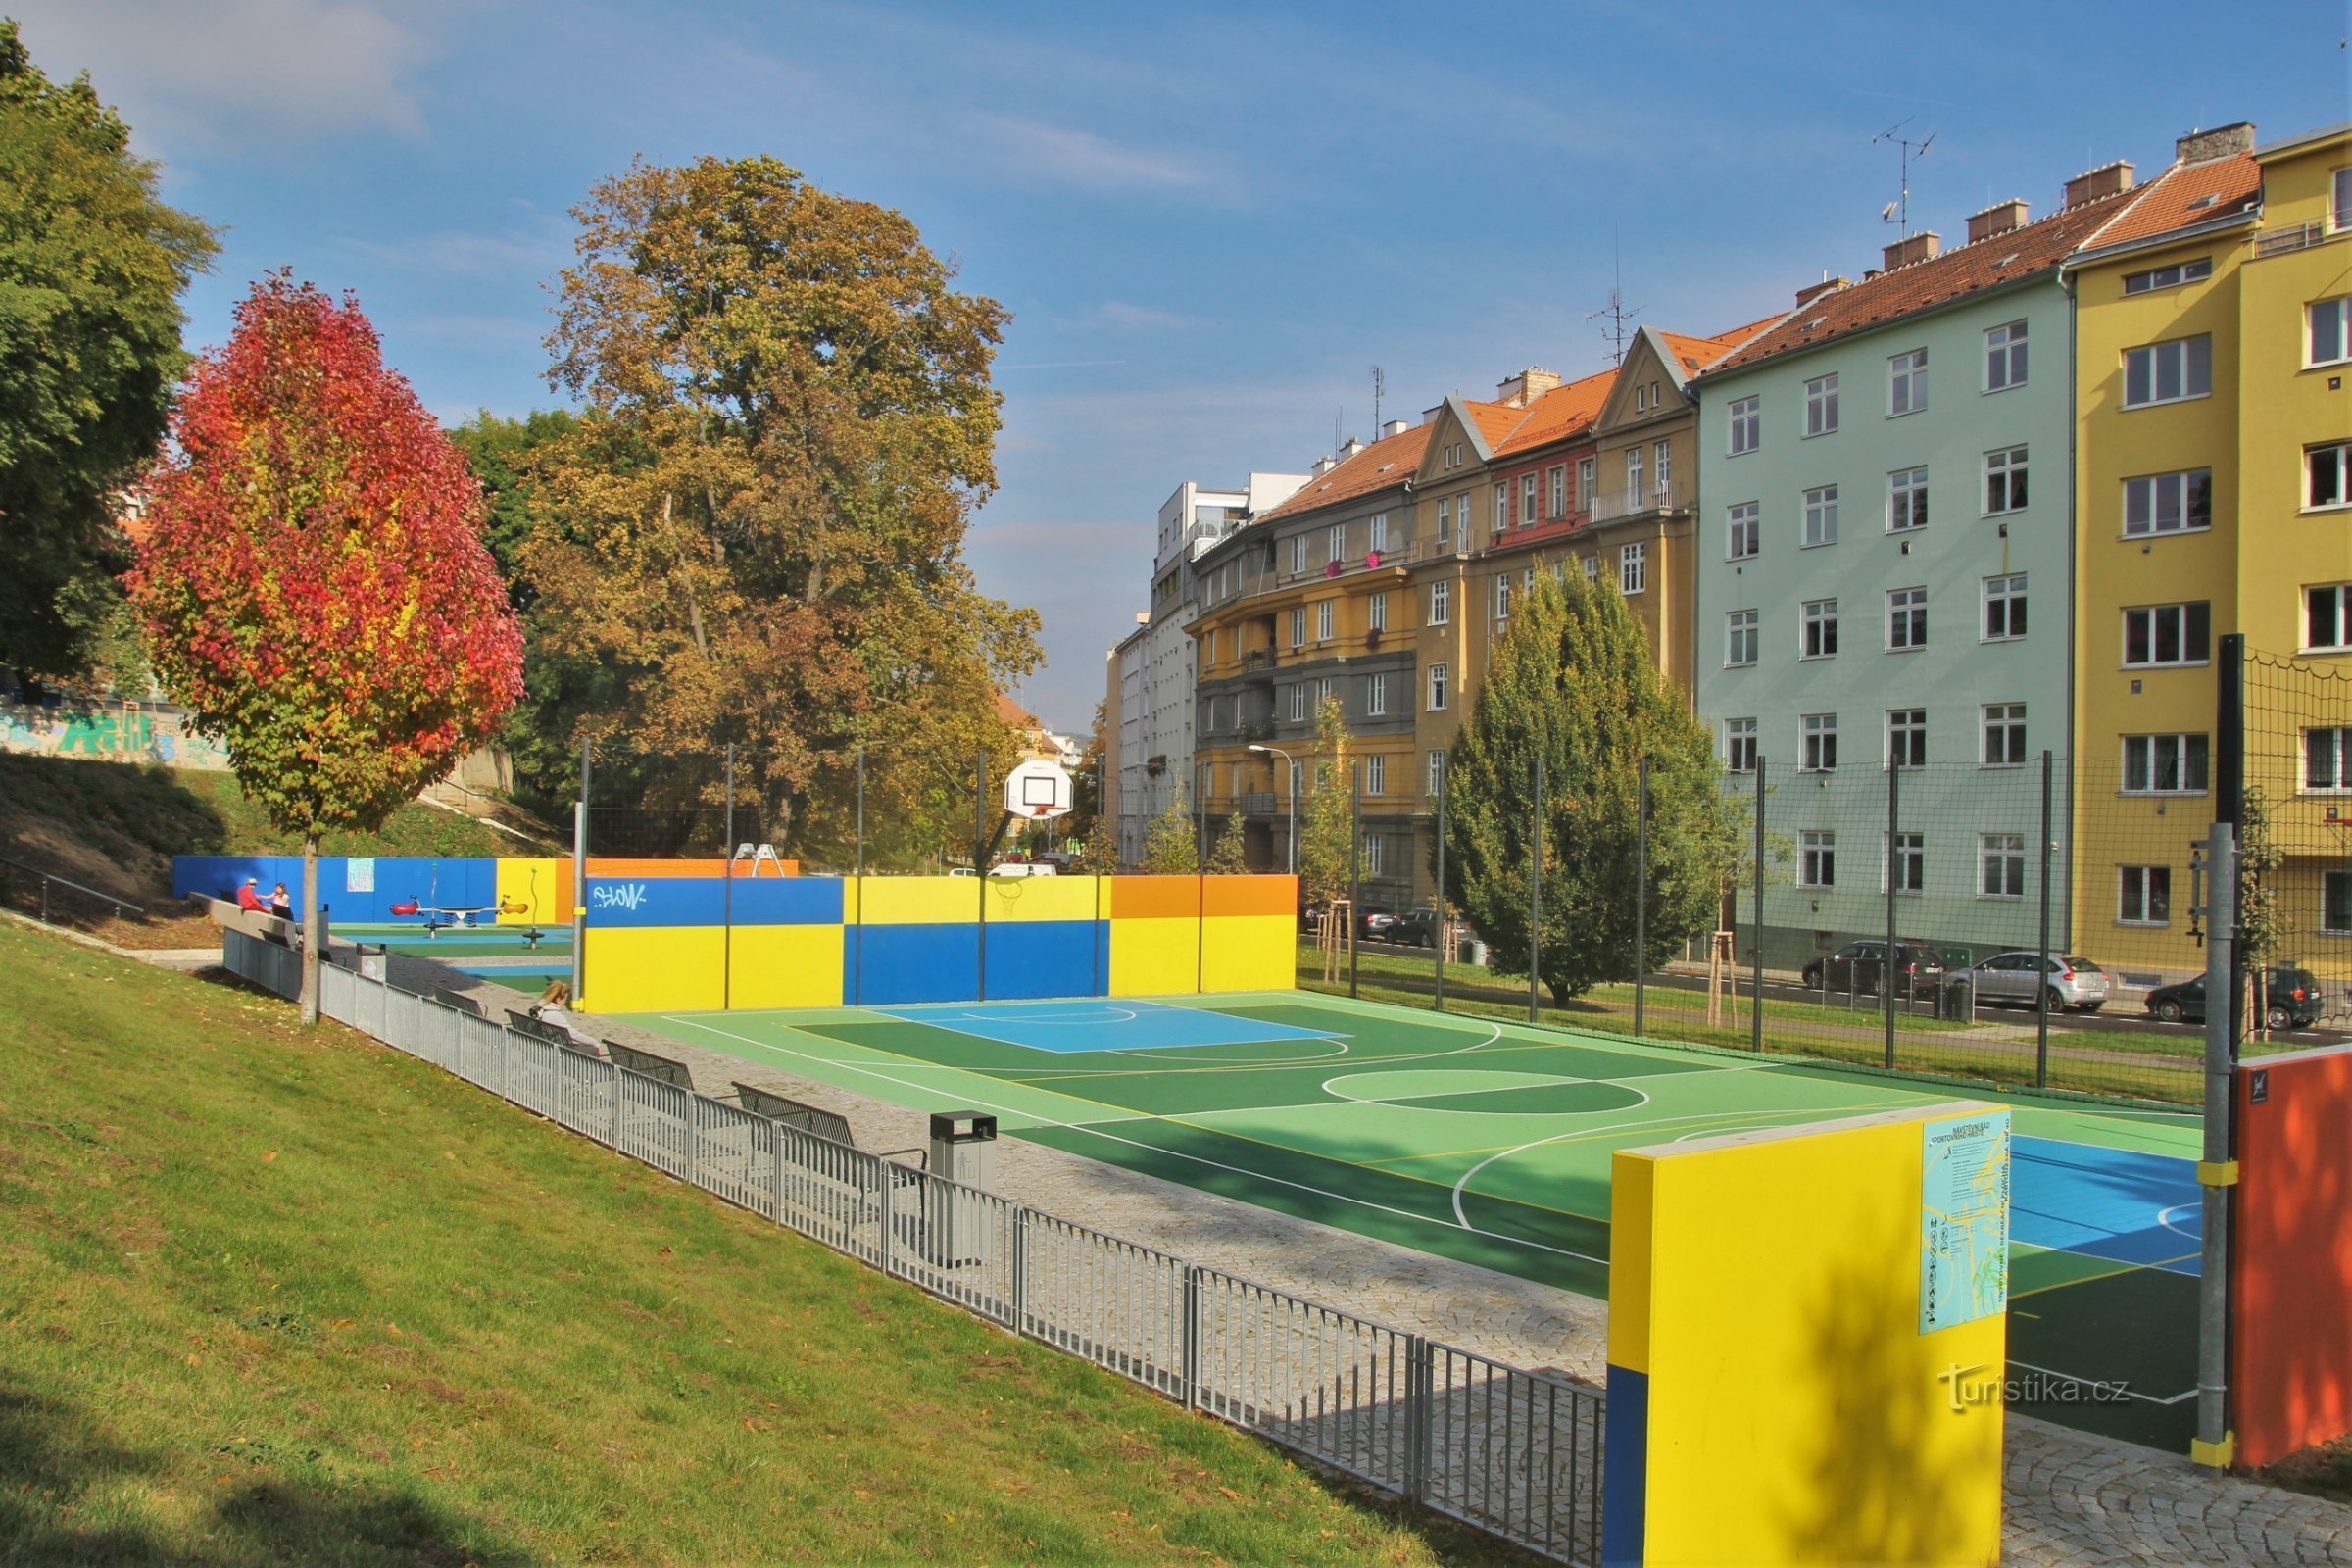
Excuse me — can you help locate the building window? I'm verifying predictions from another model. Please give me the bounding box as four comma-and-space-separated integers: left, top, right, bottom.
1726, 610, 1759, 667
1368, 591, 1389, 632
1886, 586, 1928, 652
1889, 348, 1928, 416
1888, 466, 1929, 532
1369, 514, 1389, 553
1579, 457, 1595, 505
1428, 580, 1450, 625
1290, 607, 1306, 648
1582, 555, 1598, 580
1317, 600, 1334, 641
1494, 574, 1512, 620
2124, 335, 2212, 407
2122, 257, 2212, 294
1981, 834, 2026, 899
1292, 534, 1307, 574
1724, 717, 1758, 773
1365, 753, 1386, 795
1886, 832, 1925, 895
1985, 320, 2028, 391
1729, 396, 1760, 455
1626, 445, 1644, 503
1983, 704, 2028, 767
1620, 543, 1646, 595
1887, 708, 1927, 768
1453, 499, 1469, 554
2308, 727, 2352, 791
2326, 870, 2352, 935
1801, 598, 1838, 659
2310, 584, 2352, 651
2124, 469, 2213, 535
1803, 484, 1839, 547
1799, 830, 1836, 888
1494, 483, 1508, 532
1548, 466, 1567, 516
1521, 474, 1539, 527
2311, 442, 2352, 511
1805, 373, 1839, 437
1436, 496, 1450, 543
1366, 672, 1388, 717
2124, 733, 2208, 794
2123, 602, 2212, 667
1328, 524, 1345, 563
1363, 833, 1384, 875
1984, 447, 2028, 514
1428, 750, 1446, 797
1984, 574, 2028, 641
2120, 865, 2172, 926
1289, 683, 1307, 722
1801, 712, 1838, 772
1428, 663, 1449, 711
1654, 440, 1673, 502
2338, 167, 2352, 230
2312, 298, 2351, 367
1728, 501, 1759, 560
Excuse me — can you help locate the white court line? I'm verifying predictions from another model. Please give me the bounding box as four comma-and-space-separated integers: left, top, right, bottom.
2004, 1358, 2198, 1406
661, 1012, 1610, 1268
2157, 1202, 2201, 1239
1318, 1072, 1654, 1119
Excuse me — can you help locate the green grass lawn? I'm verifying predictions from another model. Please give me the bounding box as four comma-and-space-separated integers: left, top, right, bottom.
0, 920, 1519, 1566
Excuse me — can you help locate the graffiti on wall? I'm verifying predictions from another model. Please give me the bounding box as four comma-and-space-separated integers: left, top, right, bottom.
0, 700, 234, 770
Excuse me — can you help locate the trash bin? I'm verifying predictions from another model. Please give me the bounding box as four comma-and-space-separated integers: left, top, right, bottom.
925, 1111, 999, 1267
1939, 975, 1974, 1021
358, 943, 388, 982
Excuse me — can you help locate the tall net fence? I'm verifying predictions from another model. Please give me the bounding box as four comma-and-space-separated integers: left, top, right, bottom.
2241, 644, 2352, 1027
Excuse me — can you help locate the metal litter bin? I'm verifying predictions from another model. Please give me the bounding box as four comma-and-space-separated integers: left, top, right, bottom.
1939, 975, 1974, 1021
358, 943, 388, 982
925, 1111, 999, 1267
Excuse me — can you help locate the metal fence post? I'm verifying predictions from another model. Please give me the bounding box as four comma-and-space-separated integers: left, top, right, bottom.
879, 1164, 895, 1276
1011, 1208, 1029, 1334
1349, 762, 1362, 1001
1433, 762, 1447, 1012
1405, 1336, 1431, 1505
770, 1116, 787, 1223
1751, 756, 1766, 1053
685, 1095, 701, 1190
1181, 1264, 1202, 1409
1885, 758, 1899, 1070
610, 1063, 625, 1151
2195, 819, 2238, 1469
722, 744, 735, 1012
498, 1027, 512, 1101
2037, 750, 2053, 1088
1635, 756, 1649, 1038
572, 735, 590, 1003
1529, 752, 1544, 1025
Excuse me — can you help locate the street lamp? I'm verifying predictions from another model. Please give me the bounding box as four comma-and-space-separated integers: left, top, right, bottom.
1248, 742, 1298, 874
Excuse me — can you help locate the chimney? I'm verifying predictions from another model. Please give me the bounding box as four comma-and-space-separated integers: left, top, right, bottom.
2176, 122, 2255, 165
1339, 436, 1364, 459
1310, 455, 1336, 478
1794, 276, 1849, 309
1966, 198, 2030, 244
1422, 404, 1446, 425
1494, 367, 1562, 408
2063, 160, 2133, 209
1881, 230, 1941, 271
1381, 418, 1408, 438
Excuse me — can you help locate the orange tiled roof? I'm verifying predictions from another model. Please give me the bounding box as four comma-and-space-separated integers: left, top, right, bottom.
1254, 421, 1435, 523
2080, 152, 2259, 252
995, 693, 1041, 730
1705, 188, 2139, 377
1659, 313, 1784, 375
1492, 368, 1618, 456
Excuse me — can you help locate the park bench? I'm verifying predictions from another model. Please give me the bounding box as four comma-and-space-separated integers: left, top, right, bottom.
731, 1082, 856, 1147
506, 1008, 607, 1061
604, 1037, 693, 1088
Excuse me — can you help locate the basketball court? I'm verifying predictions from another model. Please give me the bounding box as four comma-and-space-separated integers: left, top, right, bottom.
618, 989, 2202, 1448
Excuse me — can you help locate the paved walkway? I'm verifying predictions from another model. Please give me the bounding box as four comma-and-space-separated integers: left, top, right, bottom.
334, 951, 2352, 1565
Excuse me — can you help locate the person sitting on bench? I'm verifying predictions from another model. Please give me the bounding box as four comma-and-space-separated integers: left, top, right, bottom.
531, 981, 601, 1053
268, 883, 293, 919
236, 877, 266, 913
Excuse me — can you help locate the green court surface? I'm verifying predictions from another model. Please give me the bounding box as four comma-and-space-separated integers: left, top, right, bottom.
625, 992, 2202, 1450
334, 921, 572, 959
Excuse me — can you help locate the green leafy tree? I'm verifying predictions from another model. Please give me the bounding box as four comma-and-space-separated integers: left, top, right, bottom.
1140, 783, 1199, 876
1207, 811, 1248, 874
1296, 696, 1352, 911
128, 277, 525, 1021
1441, 567, 1740, 1004
0, 20, 217, 680
2238, 785, 2290, 1033
517, 155, 1039, 859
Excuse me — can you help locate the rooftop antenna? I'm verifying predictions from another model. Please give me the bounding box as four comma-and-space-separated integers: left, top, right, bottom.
1585, 230, 1642, 366
1370, 365, 1385, 432
1873, 119, 1937, 240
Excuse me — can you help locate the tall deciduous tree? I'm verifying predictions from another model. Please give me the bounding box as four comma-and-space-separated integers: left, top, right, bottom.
0, 20, 216, 680
1140, 784, 1200, 877
1297, 696, 1353, 912
1441, 568, 1739, 1004
1207, 811, 1248, 874
518, 155, 1040, 858
128, 276, 524, 1020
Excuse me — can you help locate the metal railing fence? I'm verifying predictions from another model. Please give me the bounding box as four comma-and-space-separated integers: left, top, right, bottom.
236, 927, 1602, 1564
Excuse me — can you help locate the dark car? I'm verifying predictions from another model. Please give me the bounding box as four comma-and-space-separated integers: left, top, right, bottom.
1799, 940, 1949, 999
1354, 906, 1396, 941
1386, 907, 1442, 947
2143, 965, 2328, 1031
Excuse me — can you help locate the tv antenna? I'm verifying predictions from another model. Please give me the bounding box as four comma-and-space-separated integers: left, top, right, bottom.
1585, 234, 1642, 366
1370, 365, 1385, 432
1873, 119, 1936, 239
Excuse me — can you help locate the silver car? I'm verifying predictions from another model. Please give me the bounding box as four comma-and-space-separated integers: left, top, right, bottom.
1964, 952, 2110, 1012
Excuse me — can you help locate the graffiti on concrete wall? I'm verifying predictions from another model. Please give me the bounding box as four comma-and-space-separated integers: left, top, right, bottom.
0, 700, 234, 769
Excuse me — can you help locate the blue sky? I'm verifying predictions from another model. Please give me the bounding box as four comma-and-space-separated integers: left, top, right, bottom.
17, 0, 2348, 731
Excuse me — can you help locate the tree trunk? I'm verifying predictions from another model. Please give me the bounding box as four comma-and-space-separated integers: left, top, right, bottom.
300, 830, 320, 1025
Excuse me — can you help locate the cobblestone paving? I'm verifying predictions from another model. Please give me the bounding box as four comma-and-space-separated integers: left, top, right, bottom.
406, 966, 2352, 1566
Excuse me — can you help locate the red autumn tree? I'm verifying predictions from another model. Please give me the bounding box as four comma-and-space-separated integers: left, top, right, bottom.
128, 274, 524, 1020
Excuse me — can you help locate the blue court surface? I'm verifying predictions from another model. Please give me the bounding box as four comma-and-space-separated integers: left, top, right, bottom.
2013, 1135, 2202, 1272
871, 998, 1338, 1054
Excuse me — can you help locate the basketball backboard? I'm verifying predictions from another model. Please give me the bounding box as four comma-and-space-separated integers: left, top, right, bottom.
1004, 758, 1074, 819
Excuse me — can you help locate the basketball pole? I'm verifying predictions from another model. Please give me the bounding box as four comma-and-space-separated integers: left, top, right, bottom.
1433, 760, 1446, 1013
1529, 750, 1543, 1025
722, 743, 735, 1012
1348, 761, 1361, 1001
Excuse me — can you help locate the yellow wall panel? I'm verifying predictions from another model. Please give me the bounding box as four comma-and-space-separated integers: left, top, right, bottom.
982, 875, 1104, 924
1199, 913, 1296, 992
856, 875, 984, 925
728, 924, 845, 1010
495, 858, 568, 926
580, 926, 726, 1013
1109, 917, 1200, 997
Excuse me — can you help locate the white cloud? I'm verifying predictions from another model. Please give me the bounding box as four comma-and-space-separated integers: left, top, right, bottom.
972, 114, 1217, 194
337, 222, 570, 280
11, 0, 438, 149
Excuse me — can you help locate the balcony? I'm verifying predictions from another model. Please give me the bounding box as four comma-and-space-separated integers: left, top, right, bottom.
1242, 648, 1277, 672
1239, 792, 1279, 814
1590, 478, 1690, 524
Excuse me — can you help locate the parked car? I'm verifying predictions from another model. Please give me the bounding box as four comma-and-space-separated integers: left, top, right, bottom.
987, 861, 1056, 877
1387, 907, 1443, 947
1961, 952, 2111, 1012
2143, 965, 2327, 1030
1355, 906, 1396, 941
1799, 941, 1949, 999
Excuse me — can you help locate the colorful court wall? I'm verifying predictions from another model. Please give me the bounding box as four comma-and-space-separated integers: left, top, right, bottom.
1605, 1102, 2009, 1566
578, 872, 1298, 1012
173, 853, 798, 930
2231, 1044, 2352, 1469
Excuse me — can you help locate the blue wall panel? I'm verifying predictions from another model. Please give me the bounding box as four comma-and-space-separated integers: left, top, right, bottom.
981, 920, 1101, 1001
730, 875, 846, 926
853, 923, 981, 1005
581, 875, 728, 928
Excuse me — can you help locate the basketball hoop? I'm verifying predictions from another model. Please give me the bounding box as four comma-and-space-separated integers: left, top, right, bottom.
1004, 759, 1074, 822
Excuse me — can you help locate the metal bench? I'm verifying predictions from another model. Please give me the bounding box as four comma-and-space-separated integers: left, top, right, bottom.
604, 1038, 693, 1088
731, 1082, 855, 1147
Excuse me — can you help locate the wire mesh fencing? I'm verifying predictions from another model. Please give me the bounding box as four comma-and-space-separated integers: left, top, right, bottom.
244, 928, 1604, 1565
